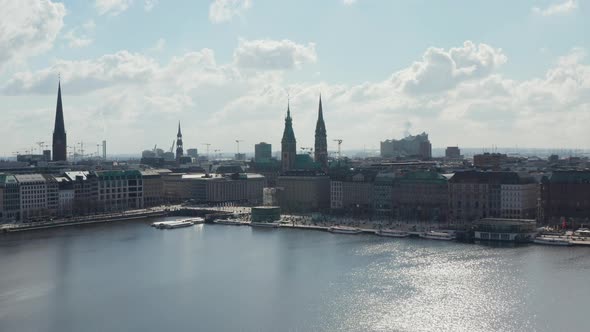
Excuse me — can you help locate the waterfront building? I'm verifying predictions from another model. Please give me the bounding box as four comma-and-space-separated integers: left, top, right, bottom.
140, 170, 164, 207
96, 170, 144, 212
64, 171, 99, 214
0, 174, 20, 222
445, 146, 461, 159
52, 80, 67, 162
176, 122, 184, 161
500, 181, 538, 220
15, 174, 51, 221
330, 171, 375, 216
276, 171, 330, 213
372, 172, 396, 220
473, 153, 508, 170
473, 218, 536, 242
448, 171, 521, 225
54, 176, 74, 216
314, 95, 328, 169
254, 142, 272, 163
540, 170, 590, 226
251, 206, 281, 223
162, 173, 266, 204
43, 174, 59, 217
392, 171, 448, 224
380, 133, 432, 159
281, 103, 297, 172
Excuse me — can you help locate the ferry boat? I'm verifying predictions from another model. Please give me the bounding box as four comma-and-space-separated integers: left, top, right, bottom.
419, 231, 456, 241
213, 219, 244, 226
250, 221, 281, 228
375, 229, 410, 238
152, 219, 195, 229
328, 226, 363, 234
533, 236, 573, 246
164, 220, 194, 229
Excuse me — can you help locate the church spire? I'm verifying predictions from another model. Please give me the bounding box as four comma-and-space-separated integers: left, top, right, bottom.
52, 78, 67, 161
176, 121, 184, 161
314, 94, 328, 169
281, 100, 297, 172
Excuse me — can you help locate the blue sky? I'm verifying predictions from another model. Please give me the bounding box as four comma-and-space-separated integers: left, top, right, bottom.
0, 0, 589, 156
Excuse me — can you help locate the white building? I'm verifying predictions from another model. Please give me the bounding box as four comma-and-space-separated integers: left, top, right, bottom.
500, 183, 538, 219
15, 174, 49, 221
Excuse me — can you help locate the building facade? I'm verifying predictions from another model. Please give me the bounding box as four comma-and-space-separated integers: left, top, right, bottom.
449, 171, 521, 224
97, 170, 144, 211
330, 172, 374, 216
15, 174, 50, 221
540, 171, 590, 226
277, 172, 330, 213
380, 132, 432, 159
254, 142, 272, 162
392, 171, 448, 224
0, 174, 20, 222
500, 182, 538, 220
140, 170, 164, 207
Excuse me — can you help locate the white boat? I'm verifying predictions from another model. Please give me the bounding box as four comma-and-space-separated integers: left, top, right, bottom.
533, 236, 573, 246
419, 231, 455, 241
164, 220, 194, 229
328, 226, 363, 234
375, 229, 409, 238
250, 221, 281, 228
153, 219, 195, 229
214, 219, 244, 225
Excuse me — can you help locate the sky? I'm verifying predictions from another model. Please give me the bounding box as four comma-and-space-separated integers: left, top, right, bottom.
0, 0, 589, 157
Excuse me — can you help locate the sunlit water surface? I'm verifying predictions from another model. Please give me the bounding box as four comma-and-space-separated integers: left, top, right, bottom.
1, 218, 589, 332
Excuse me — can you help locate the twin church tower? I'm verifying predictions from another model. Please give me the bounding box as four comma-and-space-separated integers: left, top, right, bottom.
281, 95, 328, 172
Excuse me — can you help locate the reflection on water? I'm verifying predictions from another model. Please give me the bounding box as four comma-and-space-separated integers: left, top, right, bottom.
0, 219, 589, 332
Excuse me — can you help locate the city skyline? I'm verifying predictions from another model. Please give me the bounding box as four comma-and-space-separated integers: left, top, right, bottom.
1, 0, 589, 156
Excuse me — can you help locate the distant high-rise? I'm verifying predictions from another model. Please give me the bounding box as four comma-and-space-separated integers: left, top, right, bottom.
52, 80, 67, 161
281, 102, 297, 172
176, 122, 183, 161
255, 142, 272, 162
314, 95, 328, 169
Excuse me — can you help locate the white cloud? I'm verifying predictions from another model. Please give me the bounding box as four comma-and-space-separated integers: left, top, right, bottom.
150, 38, 166, 52
1, 41, 589, 154
392, 41, 507, 94
64, 20, 96, 49
0, 0, 66, 71
209, 0, 251, 23
144, 0, 158, 11
342, 0, 357, 5
234, 39, 317, 70
95, 0, 134, 16
532, 0, 578, 16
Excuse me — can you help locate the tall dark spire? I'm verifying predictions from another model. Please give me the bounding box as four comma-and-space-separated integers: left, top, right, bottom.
314, 94, 328, 168
176, 121, 184, 161
52, 80, 67, 161
281, 101, 297, 172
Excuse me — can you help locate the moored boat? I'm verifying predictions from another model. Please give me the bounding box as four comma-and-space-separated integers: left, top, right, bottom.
375, 229, 409, 238
533, 236, 573, 246
250, 221, 281, 228
328, 226, 362, 234
419, 231, 455, 241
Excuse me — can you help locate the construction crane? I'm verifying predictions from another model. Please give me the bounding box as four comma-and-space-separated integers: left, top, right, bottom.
202, 143, 211, 158
213, 149, 221, 159
333, 139, 343, 160
170, 140, 176, 153
235, 140, 243, 154
36, 141, 45, 154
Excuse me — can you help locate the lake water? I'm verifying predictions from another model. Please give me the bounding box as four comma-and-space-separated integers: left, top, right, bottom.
1, 218, 589, 332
